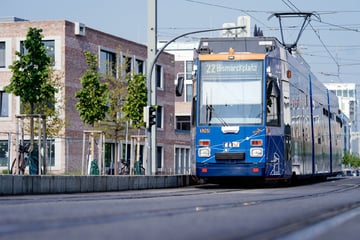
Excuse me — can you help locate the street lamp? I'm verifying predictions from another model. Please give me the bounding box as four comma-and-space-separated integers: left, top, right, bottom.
146, 25, 245, 175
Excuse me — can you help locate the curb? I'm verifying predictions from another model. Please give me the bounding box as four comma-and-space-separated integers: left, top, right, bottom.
0, 175, 194, 195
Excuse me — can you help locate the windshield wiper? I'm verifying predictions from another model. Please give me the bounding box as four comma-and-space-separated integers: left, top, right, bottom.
206, 105, 228, 126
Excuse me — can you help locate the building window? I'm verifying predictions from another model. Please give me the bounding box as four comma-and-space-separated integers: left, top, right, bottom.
349, 89, 355, 98
20, 40, 55, 66
185, 82, 192, 102
122, 143, 131, 163
123, 56, 132, 77
185, 60, 193, 80
175, 147, 190, 174
157, 146, 162, 169
13, 139, 55, 167
0, 42, 5, 68
176, 115, 190, 131
135, 59, 144, 74
0, 140, 9, 167
105, 143, 115, 171
100, 49, 116, 77
47, 139, 56, 167
42, 40, 55, 64
0, 91, 9, 117
155, 64, 163, 88
336, 89, 342, 97
343, 89, 348, 97
156, 105, 163, 128
19, 41, 25, 54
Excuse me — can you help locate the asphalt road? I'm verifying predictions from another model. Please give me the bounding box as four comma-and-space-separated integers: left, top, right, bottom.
0, 177, 359, 240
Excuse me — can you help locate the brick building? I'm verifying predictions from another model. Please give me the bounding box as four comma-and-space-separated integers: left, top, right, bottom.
0, 18, 190, 175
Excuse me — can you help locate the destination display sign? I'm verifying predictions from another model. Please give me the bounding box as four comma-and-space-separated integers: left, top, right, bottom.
201, 60, 262, 80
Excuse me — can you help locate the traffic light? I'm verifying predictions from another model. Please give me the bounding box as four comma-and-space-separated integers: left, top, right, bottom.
148, 106, 156, 127
143, 106, 157, 129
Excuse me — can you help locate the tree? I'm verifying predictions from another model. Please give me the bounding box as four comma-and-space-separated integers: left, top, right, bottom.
75, 50, 109, 174
5, 27, 56, 114
98, 52, 146, 175
75, 51, 109, 126
122, 73, 148, 174
343, 151, 360, 168
101, 62, 128, 175
4, 27, 58, 159
122, 73, 148, 129
23, 69, 65, 138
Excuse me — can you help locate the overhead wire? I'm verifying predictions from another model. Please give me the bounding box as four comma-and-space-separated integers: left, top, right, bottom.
283, 3, 360, 75
312, 19, 360, 33
184, 0, 271, 29
309, 24, 340, 73
170, 0, 358, 80
283, 0, 341, 78
281, 0, 297, 12
160, 0, 272, 40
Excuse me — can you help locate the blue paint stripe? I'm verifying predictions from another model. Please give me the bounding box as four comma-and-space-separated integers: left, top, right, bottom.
308, 74, 315, 174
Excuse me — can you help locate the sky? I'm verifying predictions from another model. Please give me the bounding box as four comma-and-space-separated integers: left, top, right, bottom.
1, 0, 360, 84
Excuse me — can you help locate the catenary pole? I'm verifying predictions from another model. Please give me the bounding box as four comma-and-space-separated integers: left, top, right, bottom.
147, 0, 157, 175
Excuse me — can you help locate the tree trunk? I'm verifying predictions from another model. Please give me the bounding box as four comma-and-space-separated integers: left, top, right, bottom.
114, 130, 119, 175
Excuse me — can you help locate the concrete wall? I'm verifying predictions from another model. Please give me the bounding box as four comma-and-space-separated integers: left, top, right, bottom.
0, 175, 193, 195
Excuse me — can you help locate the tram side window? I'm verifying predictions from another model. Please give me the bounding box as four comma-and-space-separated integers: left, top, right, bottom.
266, 78, 281, 126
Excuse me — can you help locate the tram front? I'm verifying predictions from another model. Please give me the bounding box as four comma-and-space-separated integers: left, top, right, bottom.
192, 48, 270, 182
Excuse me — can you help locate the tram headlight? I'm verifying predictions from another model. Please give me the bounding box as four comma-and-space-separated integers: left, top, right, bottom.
198, 147, 211, 157
250, 148, 263, 157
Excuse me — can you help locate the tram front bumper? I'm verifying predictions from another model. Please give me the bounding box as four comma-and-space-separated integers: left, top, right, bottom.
196, 163, 265, 177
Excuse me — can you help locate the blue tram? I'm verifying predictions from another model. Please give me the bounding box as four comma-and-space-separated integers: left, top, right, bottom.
191, 37, 344, 183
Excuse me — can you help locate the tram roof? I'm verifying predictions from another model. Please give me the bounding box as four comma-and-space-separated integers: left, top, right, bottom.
198, 37, 281, 55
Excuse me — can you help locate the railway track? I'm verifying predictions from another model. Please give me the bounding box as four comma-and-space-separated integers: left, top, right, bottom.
0, 177, 359, 239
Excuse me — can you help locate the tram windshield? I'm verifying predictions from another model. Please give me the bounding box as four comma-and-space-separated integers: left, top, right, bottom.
199, 60, 263, 125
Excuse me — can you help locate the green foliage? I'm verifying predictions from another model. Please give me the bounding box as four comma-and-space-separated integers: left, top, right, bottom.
75, 51, 109, 126
102, 73, 127, 136
4, 27, 57, 113
343, 151, 360, 167
104, 75, 126, 124
4, 27, 63, 148
122, 73, 148, 129
20, 69, 65, 137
